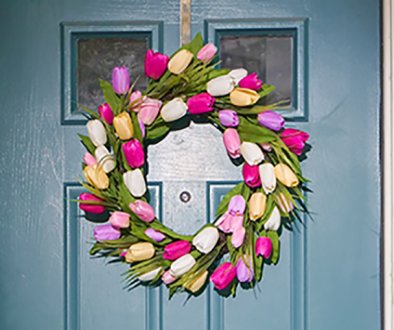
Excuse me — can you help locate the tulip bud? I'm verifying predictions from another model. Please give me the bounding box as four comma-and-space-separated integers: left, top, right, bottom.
276, 192, 294, 213
207, 75, 235, 97
86, 119, 107, 147
231, 227, 245, 248
145, 228, 165, 242
192, 226, 219, 254
129, 200, 155, 222
223, 128, 241, 159
112, 66, 130, 94
259, 163, 276, 194
197, 43, 217, 62
228, 68, 248, 85
240, 141, 264, 166
186, 270, 208, 293
210, 262, 237, 290
137, 98, 162, 126
218, 110, 239, 127
242, 163, 261, 188
236, 255, 254, 282
260, 142, 272, 152
238, 73, 262, 90
83, 152, 97, 166
162, 270, 177, 284
163, 240, 191, 260
249, 192, 267, 221
215, 212, 243, 234
123, 169, 146, 197
138, 117, 146, 138
83, 165, 109, 190
170, 253, 196, 277
145, 50, 169, 80
78, 193, 105, 214
255, 237, 273, 259
264, 206, 281, 231
257, 110, 285, 131
109, 211, 130, 229
274, 163, 299, 187
94, 145, 115, 173
98, 103, 114, 124
230, 88, 260, 107
113, 111, 134, 140
280, 128, 310, 155
168, 49, 193, 74
122, 139, 145, 168
138, 267, 162, 282
187, 93, 215, 114
125, 242, 155, 263
161, 97, 188, 122
129, 90, 147, 110
93, 224, 121, 242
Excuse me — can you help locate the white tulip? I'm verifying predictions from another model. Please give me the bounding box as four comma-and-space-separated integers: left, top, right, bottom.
161, 97, 188, 122
138, 267, 162, 282
228, 68, 248, 85
170, 254, 196, 277
192, 226, 219, 254
259, 163, 276, 194
240, 142, 264, 166
207, 75, 235, 96
86, 119, 107, 147
94, 145, 115, 173
123, 169, 146, 197
264, 206, 281, 231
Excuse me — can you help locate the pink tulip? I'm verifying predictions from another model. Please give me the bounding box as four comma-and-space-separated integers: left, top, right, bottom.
187, 93, 215, 114
138, 117, 146, 138
231, 227, 245, 248
276, 192, 294, 213
260, 142, 272, 152
163, 240, 191, 260
255, 236, 273, 259
129, 90, 147, 110
215, 195, 245, 233
145, 228, 165, 242
145, 49, 169, 80
238, 73, 262, 91
280, 128, 310, 156
83, 152, 97, 166
162, 270, 177, 284
242, 163, 261, 188
120, 250, 128, 257
122, 139, 145, 168
93, 224, 121, 242
236, 255, 254, 282
223, 128, 241, 159
211, 262, 237, 290
218, 110, 239, 127
112, 66, 130, 94
109, 211, 130, 229
197, 43, 217, 62
98, 103, 114, 124
129, 200, 155, 222
137, 98, 162, 125
78, 193, 105, 214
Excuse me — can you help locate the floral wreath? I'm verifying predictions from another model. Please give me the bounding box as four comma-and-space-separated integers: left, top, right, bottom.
76, 33, 310, 298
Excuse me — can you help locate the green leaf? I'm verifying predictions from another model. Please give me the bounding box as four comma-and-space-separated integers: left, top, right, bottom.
237, 117, 278, 143
207, 68, 231, 80
258, 83, 276, 98
145, 116, 171, 141
79, 105, 100, 119
150, 220, 193, 242
130, 112, 143, 143
255, 195, 275, 233
99, 79, 122, 115
266, 231, 280, 264
215, 182, 244, 217
77, 134, 96, 154
253, 234, 264, 281
177, 32, 204, 57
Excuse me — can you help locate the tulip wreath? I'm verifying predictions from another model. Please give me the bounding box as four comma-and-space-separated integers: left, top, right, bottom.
76, 33, 310, 298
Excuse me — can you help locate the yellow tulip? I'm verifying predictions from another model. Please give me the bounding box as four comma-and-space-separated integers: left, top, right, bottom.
125, 242, 155, 263
230, 88, 260, 107
249, 192, 267, 221
83, 165, 109, 190
186, 270, 208, 293
168, 49, 193, 74
274, 163, 299, 187
113, 111, 134, 140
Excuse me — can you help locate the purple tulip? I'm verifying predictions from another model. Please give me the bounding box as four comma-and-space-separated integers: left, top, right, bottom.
231, 227, 245, 248
129, 200, 155, 222
197, 43, 217, 63
215, 195, 246, 233
238, 73, 262, 91
210, 262, 237, 290
112, 66, 130, 94
187, 93, 215, 114
281, 128, 310, 156
145, 228, 165, 242
98, 103, 114, 124
242, 163, 261, 188
138, 117, 146, 138
93, 224, 121, 242
109, 211, 130, 229
163, 240, 191, 260
223, 128, 241, 159
145, 49, 169, 80
83, 152, 97, 167
78, 193, 105, 214
218, 110, 239, 127
257, 111, 285, 131
236, 255, 254, 282
122, 139, 145, 168
255, 237, 273, 259
228, 195, 246, 215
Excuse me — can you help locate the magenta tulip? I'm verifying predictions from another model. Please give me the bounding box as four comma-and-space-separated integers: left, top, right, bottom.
145, 49, 169, 80
98, 103, 114, 125
238, 73, 262, 90
223, 128, 241, 159
137, 98, 162, 126
236, 255, 254, 282
78, 193, 105, 214
129, 200, 155, 222
138, 117, 146, 138
163, 240, 191, 260
281, 128, 310, 155
197, 43, 217, 62
93, 224, 121, 242
145, 228, 165, 242
231, 227, 245, 248
112, 66, 130, 94
83, 152, 97, 166
187, 93, 215, 114
255, 237, 273, 259
122, 139, 145, 168
242, 163, 261, 188
218, 110, 239, 127
162, 270, 177, 284
109, 211, 130, 229
210, 262, 237, 290
257, 110, 285, 131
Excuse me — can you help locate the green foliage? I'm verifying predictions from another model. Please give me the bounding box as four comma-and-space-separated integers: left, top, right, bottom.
237, 117, 278, 143
77, 134, 95, 154
266, 231, 280, 264
215, 182, 245, 217
99, 79, 122, 115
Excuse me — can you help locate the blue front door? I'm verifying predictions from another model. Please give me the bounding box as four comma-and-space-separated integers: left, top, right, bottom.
0, 0, 381, 330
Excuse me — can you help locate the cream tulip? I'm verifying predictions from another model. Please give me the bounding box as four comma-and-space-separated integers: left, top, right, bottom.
264, 206, 281, 231
161, 97, 188, 122
207, 75, 236, 97
125, 242, 155, 263
240, 141, 264, 166
113, 111, 134, 140
123, 169, 146, 197
192, 226, 219, 254
249, 192, 267, 221
170, 253, 196, 277
228, 68, 248, 85
168, 49, 193, 74
274, 163, 299, 188
230, 88, 260, 107
83, 165, 109, 190
86, 119, 107, 147
94, 145, 115, 173
138, 267, 162, 282
259, 163, 276, 194
186, 270, 208, 293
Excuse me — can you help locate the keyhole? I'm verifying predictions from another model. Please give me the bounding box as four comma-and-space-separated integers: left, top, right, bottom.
179, 191, 191, 203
